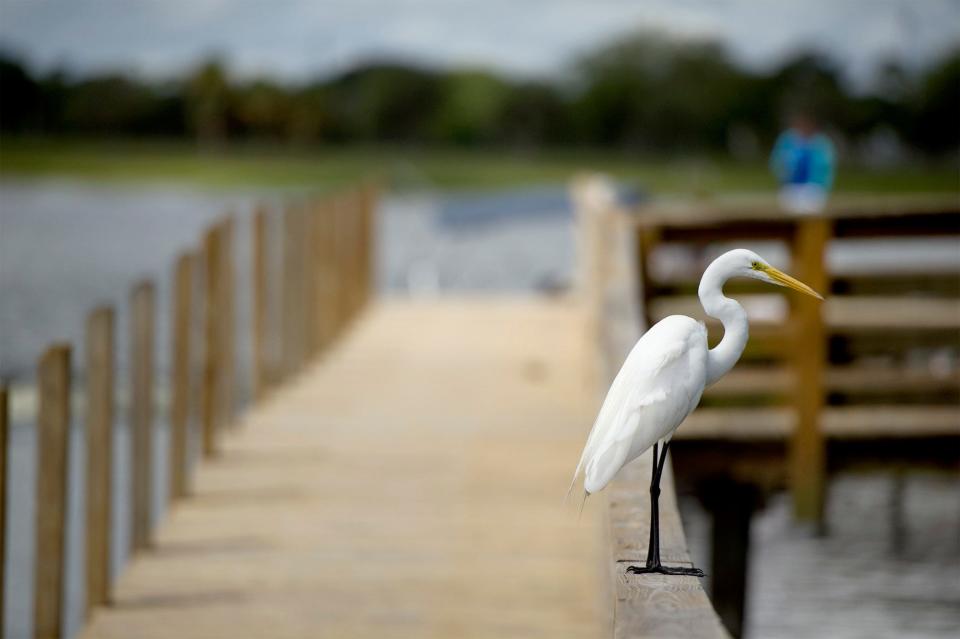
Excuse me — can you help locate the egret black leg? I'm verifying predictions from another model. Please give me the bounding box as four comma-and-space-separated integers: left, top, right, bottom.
626, 441, 705, 578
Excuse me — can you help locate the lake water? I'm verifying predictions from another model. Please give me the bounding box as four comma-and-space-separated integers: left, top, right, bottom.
0, 179, 957, 638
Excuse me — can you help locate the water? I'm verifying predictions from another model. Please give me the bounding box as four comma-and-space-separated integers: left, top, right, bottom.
1, 179, 958, 639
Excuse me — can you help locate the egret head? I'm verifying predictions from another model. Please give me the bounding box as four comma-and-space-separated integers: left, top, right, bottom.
716, 248, 823, 299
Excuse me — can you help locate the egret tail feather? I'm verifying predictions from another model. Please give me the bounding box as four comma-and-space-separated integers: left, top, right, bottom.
578, 489, 590, 521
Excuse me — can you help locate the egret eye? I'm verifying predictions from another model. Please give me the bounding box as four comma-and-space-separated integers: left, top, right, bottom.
750, 261, 763, 270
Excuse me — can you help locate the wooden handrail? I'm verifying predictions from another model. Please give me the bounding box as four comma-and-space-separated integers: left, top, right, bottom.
573, 174, 731, 638
631, 197, 960, 525
5, 185, 377, 639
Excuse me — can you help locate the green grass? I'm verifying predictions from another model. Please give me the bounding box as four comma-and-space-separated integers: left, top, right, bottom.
1, 137, 957, 194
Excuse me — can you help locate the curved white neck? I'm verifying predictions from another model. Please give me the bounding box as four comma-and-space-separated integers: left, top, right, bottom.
699, 260, 749, 387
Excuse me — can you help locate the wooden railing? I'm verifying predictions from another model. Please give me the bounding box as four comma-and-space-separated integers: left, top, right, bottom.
575, 177, 959, 638
631, 194, 959, 636
572, 175, 731, 639
632, 196, 960, 521
0, 184, 376, 639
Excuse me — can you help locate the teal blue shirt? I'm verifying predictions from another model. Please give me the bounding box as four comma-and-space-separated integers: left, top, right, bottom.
770, 130, 835, 190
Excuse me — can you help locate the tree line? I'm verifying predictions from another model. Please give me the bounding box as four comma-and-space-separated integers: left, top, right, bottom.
1, 31, 957, 157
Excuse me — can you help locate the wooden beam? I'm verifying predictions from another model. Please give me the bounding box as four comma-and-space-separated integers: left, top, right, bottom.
85, 306, 114, 611
252, 206, 269, 399
789, 218, 829, 523
281, 206, 304, 377
608, 456, 731, 639
0, 384, 8, 636
170, 253, 194, 499
201, 224, 222, 456
130, 280, 156, 550
351, 189, 365, 314
703, 480, 758, 639
311, 199, 333, 350
34, 344, 71, 639
219, 218, 236, 427
635, 226, 661, 329
303, 202, 320, 359
358, 185, 376, 306
315, 200, 338, 349
334, 196, 352, 329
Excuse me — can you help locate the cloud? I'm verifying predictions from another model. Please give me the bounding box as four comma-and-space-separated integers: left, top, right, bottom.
1, 0, 958, 85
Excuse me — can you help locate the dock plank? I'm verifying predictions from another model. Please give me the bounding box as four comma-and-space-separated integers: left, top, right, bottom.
81, 299, 609, 639
675, 406, 960, 440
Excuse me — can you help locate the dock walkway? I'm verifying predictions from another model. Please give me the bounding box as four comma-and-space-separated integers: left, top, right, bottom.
81, 299, 607, 639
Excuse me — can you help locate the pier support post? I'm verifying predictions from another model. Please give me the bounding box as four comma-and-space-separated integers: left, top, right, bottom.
85, 307, 114, 609
0, 384, 8, 634
201, 225, 222, 455
170, 254, 194, 499
789, 218, 829, 523
253, 207, 270, 399
130, 281, 155, 550
219, 218, 236, 427
34, 345, 71, 639
702, 478, 759, 639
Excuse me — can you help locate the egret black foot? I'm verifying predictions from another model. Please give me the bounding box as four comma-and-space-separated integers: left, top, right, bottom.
626, 564, 704, 577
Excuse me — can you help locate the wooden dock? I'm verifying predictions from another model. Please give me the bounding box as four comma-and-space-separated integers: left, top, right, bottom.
574, 179, 960, 637
80, 299, 609, 639
11, 179, 953, 639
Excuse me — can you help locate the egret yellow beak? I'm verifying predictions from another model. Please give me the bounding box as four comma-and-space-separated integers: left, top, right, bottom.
762, 265, 824, 300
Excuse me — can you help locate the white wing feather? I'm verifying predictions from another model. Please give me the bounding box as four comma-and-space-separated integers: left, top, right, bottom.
570, 316, 707, 496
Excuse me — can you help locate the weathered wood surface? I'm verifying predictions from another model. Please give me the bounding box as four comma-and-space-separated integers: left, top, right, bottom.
789, 218, 829, 521
675, 405, 960, 440
85, 307, 115, 610
35, 345, 71, 639
219, 218, 236, 425
631, 194, 960, 228
170, 254, 194, 500
706, 365, 960, 397
81, 300, 608, 639
649, 295, 960, 331
0, 384, 8, 636
575, 175, 729, 638
252, 207, 270, 399
201, 225, 222, 456
607, 458, 731, 639
130, 281, 156, 551
633, 198, 959, 531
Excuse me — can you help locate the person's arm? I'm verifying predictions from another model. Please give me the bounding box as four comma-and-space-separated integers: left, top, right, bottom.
812, 135, 836, 190
821, 137, 836, 190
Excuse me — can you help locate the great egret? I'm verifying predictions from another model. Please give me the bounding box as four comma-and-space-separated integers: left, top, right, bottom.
570, 248, 822, 576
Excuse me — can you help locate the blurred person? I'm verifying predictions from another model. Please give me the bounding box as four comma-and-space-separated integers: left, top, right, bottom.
770, 111, 836, 214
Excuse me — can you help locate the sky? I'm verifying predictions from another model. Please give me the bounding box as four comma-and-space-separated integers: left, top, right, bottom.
1, 0, 959, 88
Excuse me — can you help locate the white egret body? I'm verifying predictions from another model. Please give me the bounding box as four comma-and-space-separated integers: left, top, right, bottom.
571, 248, 822, 576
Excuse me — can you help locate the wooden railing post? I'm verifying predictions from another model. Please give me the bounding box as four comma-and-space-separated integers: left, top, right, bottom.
252, 207, 269, 399
281, 205, 306, 376
201, 225, 222, 456
635, 227, 661, 330
301, 201, 319, 361
0, 384, 8, 636
357, 188, 369, 306
789, 217, 830, 523
334, 196, 351, 331
297, 206, 310, 365
220, 218, 236, 427
85, 306, 114, 611
353, 189, 365, 314
34, 344, 71, 639
316, 202, 328, 357
314, 200, 335, 350
170, 254, 194, 499
361, 184, 377, 305
130, 281, 155, 550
